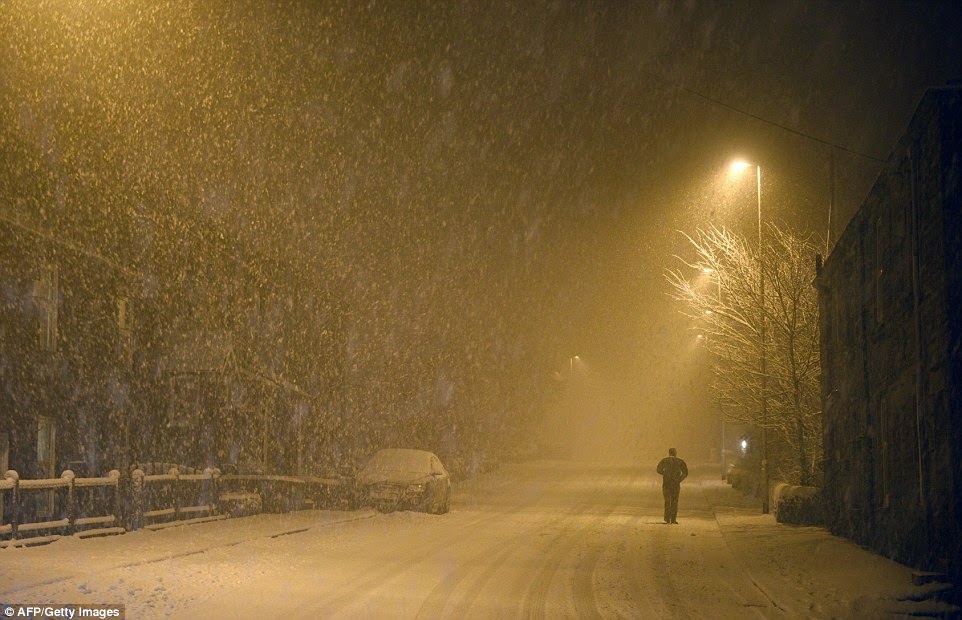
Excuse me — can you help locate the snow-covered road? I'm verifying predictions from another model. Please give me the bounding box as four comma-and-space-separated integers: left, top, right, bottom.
1, 461, 952, 618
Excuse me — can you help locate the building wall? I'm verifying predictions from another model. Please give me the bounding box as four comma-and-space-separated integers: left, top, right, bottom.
817, 87, 961, 576
0, 217, 345, 485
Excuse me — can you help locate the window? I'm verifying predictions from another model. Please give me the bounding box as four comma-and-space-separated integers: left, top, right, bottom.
37, 417, 56, 517
33, 263, 59, 351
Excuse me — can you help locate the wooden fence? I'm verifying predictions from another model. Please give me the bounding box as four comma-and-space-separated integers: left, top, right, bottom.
130, 465, 223, 531
1, 466, 351, 546
1, 469, 123, 546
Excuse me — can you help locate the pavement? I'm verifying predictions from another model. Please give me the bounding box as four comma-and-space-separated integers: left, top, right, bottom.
0, 508, 377, 598
696, 474, 960, 618
1, 463, 959, 618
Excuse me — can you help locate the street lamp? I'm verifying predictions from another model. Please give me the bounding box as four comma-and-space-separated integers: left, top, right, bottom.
731, 159, 769, 515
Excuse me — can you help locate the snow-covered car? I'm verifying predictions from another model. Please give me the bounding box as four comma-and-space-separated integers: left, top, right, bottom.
355, 448, 451, 514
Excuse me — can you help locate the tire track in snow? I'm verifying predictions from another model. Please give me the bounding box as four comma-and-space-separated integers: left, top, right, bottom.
520, 470, 636, 619
311, 469, 573, 616
305, 508, 501, 615
619, 476, 688, 617
416, 468, 622, 618
415, 494, 597, 618
570, 510, 646, 620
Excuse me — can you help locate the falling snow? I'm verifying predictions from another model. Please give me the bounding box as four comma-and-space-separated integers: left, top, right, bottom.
1, 2, 961, 616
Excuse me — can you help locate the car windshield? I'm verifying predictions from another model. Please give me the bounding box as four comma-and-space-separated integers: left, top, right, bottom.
362, 449, 432, 475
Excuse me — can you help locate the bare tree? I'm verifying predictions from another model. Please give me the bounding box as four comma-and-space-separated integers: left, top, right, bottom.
666, 225, 822, 486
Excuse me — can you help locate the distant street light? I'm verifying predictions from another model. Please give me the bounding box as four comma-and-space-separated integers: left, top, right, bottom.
730, 158, 769, 515
553, 355, 583, 382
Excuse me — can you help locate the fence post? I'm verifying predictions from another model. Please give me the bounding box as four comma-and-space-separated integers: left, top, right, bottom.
62, 470, 76, 535
4, 470, 18, 540
131, 468, 144, 531
107, 470, 121, 529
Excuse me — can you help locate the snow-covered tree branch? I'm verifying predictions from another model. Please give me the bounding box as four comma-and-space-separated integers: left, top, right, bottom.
665, 224, 822, 486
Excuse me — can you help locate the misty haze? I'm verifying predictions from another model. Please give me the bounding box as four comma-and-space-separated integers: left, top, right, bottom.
1, 2, 961, 618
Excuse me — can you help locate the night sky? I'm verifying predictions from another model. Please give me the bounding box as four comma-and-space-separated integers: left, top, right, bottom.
2, 1, 960, 460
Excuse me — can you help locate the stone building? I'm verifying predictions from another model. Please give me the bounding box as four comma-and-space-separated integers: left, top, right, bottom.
1, 212, 342, 499
816, 85, 961, 578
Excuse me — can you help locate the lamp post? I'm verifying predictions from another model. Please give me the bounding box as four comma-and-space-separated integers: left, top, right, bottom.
731, 160, 769, 515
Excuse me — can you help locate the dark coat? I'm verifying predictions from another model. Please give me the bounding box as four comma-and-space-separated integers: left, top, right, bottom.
657, 456, 688, 487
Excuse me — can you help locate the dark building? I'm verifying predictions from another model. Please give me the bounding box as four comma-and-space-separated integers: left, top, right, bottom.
0, 220, 133, 480
1, 211, 344, 506
816, 85, 961, 578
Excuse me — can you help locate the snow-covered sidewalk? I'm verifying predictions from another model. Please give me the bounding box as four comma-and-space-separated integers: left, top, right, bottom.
698, 477, 959, 618
0, 508, 374, 599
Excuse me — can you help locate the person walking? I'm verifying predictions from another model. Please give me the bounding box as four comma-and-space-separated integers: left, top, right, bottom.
657, 447, 688, 524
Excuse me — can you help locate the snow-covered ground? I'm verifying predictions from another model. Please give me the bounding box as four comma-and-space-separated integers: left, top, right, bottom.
0, 461, 956, 619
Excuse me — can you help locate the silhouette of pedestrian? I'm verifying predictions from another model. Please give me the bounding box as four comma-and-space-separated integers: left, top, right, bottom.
657, 447, 688, 524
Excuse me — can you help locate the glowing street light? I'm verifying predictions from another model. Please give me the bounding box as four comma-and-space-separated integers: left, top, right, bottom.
730, 158, 769, 515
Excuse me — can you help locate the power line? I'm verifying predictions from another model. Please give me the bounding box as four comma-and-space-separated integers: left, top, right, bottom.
644, 70, 888, 164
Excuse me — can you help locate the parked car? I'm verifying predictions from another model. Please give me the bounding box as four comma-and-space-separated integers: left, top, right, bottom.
355, 449, 451, 514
